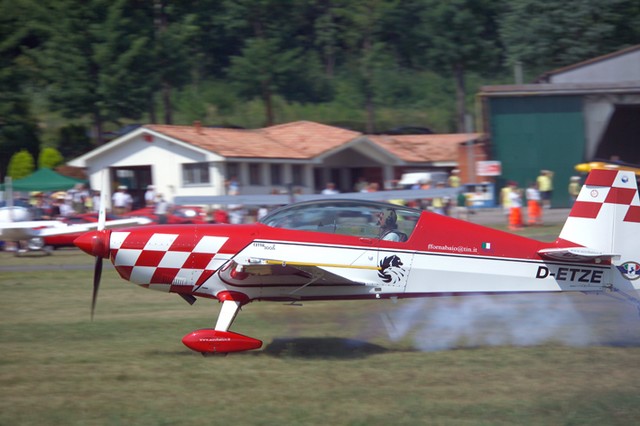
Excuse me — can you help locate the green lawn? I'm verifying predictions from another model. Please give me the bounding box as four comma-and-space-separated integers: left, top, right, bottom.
2, 224, 640, 425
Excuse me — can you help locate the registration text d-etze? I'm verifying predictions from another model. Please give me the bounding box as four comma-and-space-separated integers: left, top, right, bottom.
535, 266, 604, 283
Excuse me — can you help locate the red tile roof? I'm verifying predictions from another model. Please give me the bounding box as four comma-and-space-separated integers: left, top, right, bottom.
369, 133, 481, 162
144, 121, 480, 163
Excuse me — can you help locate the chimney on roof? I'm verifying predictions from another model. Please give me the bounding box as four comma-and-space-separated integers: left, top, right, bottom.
193, 120, 202, 134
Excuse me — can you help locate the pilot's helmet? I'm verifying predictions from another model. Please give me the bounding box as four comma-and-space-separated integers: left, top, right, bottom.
383, 209, 397, 229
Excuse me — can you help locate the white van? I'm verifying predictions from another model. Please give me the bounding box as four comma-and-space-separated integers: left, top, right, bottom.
398, 172, 448, 188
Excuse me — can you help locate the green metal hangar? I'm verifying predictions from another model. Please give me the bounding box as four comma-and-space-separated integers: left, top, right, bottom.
479, 44, 640, 207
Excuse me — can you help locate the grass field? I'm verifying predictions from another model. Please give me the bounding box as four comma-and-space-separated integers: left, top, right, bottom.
2, 225, 640, 425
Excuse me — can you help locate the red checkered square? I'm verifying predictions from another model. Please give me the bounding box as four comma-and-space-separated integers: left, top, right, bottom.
135, 250, 167, 267
605, 187, 636, 205
185, 252, 217, 269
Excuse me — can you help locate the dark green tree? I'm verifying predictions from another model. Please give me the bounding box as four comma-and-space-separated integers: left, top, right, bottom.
0, 0, 42, 180
224, 0, 328, 126
7, 149, 35, 179
139, 0, 199, 124
330, 0, 397, 133
38, 147, 64, 169
56, 124, 93, 160
500, 0, 640, 73
417, 0, 503, 132
32, 0, 153, 143
229, 38, 304, 126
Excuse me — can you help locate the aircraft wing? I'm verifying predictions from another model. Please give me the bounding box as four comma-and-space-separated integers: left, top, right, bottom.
537, 247, 620, 262
0, 217, 153, 241
174, 187, 461, 206
0, 220, 70, 241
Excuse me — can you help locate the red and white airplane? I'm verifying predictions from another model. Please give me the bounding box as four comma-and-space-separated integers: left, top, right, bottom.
74, 169, 640, 354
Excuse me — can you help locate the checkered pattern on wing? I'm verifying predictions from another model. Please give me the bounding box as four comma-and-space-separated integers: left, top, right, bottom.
570, 169, 640, 223
109, 231, 229, 285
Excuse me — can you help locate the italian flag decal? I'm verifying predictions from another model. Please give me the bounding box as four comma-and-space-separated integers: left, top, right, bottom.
482, 242, 491, 250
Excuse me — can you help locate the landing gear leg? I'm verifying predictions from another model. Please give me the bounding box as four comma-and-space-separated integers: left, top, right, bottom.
215, 299, 242, 332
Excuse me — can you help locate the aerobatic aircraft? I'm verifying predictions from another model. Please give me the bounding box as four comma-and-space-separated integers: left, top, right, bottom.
74, 169, 640, 354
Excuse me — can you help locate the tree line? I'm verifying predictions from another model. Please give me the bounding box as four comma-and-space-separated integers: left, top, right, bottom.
1, 0, 638, 179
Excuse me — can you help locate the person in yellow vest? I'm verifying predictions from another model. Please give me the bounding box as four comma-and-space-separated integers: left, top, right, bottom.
536, 170, 554, 209
568, 176, 581, 204
448, 169, 461, 188
500, 184, 512, 215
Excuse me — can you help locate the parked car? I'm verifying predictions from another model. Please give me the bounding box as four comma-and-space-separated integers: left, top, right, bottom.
123, 206, 209, 224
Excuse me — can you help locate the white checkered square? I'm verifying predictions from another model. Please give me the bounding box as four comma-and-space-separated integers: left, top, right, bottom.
130, 266, 158, 284
114, 249, 142, 266
206, 253, 232, 270
143, 233, 179, 251
111, 231, 131, 249
193, 236, 228, 253
158, 251, 191, 268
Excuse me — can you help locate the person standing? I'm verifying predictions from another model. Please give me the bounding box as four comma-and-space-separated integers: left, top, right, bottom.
537, 170, 554, 209
508, 182, 524, 231
568, 176, 581, 204
145, 185, 157, 206
455, 191, 469, 220
154, 194, 170, 224
500, 184, 512, 215
448, 169, 461, 188
321, 182, 339, 195
526, 183, 542, 225
112, 186, 132, 215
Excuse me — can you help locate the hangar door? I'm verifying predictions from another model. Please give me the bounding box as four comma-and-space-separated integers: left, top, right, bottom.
489, 96, 585, 208
595, 104, 640, 164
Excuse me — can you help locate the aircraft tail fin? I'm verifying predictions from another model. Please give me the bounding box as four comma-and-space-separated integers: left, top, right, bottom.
557, 169, 640, 285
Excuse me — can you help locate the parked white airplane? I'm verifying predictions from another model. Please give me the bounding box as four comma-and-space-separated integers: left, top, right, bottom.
0, 205, 152, 255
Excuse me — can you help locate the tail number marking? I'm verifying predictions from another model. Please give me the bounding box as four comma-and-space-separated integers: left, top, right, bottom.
536, 266, 603, 284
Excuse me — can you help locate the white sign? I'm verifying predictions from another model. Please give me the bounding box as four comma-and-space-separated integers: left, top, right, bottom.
476, 161, 502, 176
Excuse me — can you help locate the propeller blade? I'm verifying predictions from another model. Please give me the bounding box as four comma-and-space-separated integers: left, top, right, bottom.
98, 170, 107, 231
91, 256, 103, 320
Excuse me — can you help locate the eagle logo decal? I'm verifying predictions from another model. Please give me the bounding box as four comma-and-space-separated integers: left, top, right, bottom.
377, 255, 406, 284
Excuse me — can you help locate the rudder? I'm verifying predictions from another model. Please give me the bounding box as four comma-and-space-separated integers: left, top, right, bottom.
558, 169, 640, 278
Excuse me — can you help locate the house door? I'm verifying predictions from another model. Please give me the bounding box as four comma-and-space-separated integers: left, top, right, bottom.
111, 166, 152, 210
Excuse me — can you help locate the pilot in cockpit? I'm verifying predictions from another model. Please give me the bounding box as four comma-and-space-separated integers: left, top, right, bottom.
378, 209, 407, 242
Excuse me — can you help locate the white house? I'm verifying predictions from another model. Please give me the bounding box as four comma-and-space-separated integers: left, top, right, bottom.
68, 120, 480, 209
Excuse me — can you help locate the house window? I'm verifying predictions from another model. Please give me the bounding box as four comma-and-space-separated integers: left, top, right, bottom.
249, 163, 262, 185
226, 163, 240, 180
270, 164, 282, 185
292, 164, 304, 186
182, 162, 210, 185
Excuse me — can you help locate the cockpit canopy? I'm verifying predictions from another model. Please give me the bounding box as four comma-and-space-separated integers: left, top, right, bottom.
259, 199, 421, 240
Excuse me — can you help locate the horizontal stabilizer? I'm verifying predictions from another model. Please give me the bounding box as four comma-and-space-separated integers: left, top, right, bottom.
538, 247, 619, 262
